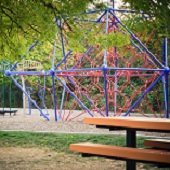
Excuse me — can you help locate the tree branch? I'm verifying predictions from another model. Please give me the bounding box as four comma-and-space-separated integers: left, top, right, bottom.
2, 9, 27, 34
28, 24, 41, 34
0, 5, 16, 15
40, 0, 72, 32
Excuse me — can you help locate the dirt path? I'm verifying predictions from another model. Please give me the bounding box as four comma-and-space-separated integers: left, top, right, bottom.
0, 147, 125, 170
0, 147, 163, 170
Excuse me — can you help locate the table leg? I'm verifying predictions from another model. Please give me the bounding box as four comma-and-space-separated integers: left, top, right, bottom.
126, 129, 136, 170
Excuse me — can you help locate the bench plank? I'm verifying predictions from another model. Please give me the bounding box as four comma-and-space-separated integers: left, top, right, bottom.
144, 139, 170, 150
70, 143, 170, 164
84, 117, 170, 132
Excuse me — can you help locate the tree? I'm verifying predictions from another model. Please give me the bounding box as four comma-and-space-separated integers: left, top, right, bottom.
1, 0, 170, 61
123, 0, 170, 38
0, 0, 104, 61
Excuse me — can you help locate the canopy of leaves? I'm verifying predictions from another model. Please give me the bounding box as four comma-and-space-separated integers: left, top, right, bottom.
1, 0, 169, 63
0, 0, 105, 61
123, 0, 170, 38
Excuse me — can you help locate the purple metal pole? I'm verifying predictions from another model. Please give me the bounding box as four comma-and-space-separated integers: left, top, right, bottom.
55, 50, 72, 70
109, 9, 165, 69
114, 46, 117, 115
7, 68, 165, 77
124, 72, 165, 116
112, 0, 115, 8
102, 7, 109, 117
55, 75, 94, 117
5, 73, 49, 121
164, 37, 169, 118
67, 77, 105, 117
165, 71, 169, 118
162, 37, 168, 118
50, 69, 58, 121
102, 64, 109, 116
109, 8, 145, 14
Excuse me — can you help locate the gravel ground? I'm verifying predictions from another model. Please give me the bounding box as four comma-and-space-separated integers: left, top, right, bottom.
0, 109, 110, 134
0, 108, 170, 138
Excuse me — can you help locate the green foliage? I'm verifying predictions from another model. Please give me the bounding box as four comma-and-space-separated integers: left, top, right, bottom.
0, 1, 53, 60
88, 31, 130, 51
123, 0, 170, 38
66, 23, 130, 53
0, 0, 106, 61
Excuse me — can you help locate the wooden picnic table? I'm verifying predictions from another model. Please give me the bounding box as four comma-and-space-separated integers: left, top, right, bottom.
70, 117, 170, 170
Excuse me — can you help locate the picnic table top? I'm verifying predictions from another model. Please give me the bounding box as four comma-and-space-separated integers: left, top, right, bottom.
84, 117, 170, 132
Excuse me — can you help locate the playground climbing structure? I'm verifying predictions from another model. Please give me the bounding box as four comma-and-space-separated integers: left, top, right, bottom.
5, 7, 170, 121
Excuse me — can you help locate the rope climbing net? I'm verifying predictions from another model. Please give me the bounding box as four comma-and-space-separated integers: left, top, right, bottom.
55, 9, 169, 121
5, 7, 170, 121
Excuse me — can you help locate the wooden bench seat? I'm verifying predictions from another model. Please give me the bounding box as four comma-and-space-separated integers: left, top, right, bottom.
70, 143, 170, 164
144, 139, 170, 150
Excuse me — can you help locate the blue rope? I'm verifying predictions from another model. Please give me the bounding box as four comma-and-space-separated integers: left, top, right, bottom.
102, 64, 109, 116
8, 74, 49, 121
59, 85, 66, 120
108, 16, 157, 68
28, 40, 38, 52
67, 11, 106, 70
25, 86, 33, 115
55, 50, 72, 70
51, 74, 57, 121
55, 75, 94, 117
163, 37, 169, 118
130, 39, 157, 67
10, 40, 39, 71
165, 73, 169, 118
67, 76, 105, 117
97, 10, 107, 22
109, 8, 145, 14
124, 72, 165, 116
109, 9, 165, 69
38, 76, 49, 115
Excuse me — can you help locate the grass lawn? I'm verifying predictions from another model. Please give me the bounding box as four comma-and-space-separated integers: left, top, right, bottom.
0, 131, 145, 153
